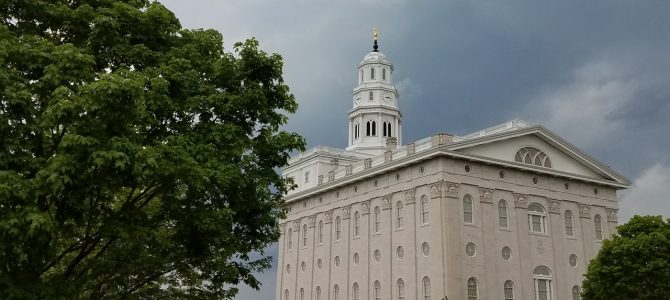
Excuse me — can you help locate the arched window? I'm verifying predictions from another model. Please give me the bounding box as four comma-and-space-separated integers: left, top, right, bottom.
515, 147, 553, 168
353, 282, 360, 300
383, 68, 387, 80
369, 91, 374, 101
565, 210, 574, 237
318, 220, 323, 244
354, 211, 360, 237
528, 203, 547, 234
316, 286, 321, 300
572, 285, 581, 300
373, 206, 381, 233
504, 280, 514, 300
594, 214, 603, 240
353, 123, 358, 139
302, 224, 307, 247
284, 289, 289, 300
421, 195, 429, 224
463, 195, 474, 224
371, 67, 375, 79
366, 121, 371, 136
422, 276, 431, 300
374, 281, 381, 300
372, 121, 376, 136
397, 278, 405, 300
287, 228, 292, 250
300, 288, 304, 300
333, 284, 339, 300
383, 121, 387, 137
499, 200, 508, 228
396, 201, 404, 228
387, 122, 392, 137
533, 266, 553, 300
335, 216, 341, 241
467, 277, 478, 300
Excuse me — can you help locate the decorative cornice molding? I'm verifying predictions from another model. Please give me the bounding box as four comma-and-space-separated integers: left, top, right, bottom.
578, 204, 591, 219
479, 188, 493, 203
445, 182, 459, 198
548, 199, 561, 214
404, 188, 416, 204
361, 200, 371, 215
382, 195, 392, 210
513, 193, 528, 208
324, 211, 333, 223
606, 208, 618, 223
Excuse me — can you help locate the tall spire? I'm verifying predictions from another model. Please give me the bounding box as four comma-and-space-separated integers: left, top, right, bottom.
373, 27, 379, 52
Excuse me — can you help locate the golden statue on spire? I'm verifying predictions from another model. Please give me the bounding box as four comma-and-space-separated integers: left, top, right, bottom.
373, 27, 378, 41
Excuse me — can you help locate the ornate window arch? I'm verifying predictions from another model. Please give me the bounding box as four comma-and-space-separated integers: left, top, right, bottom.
515, 147, 553, 168
467, 277, 479, 300
533, 266, 553, 300
528, 203, 547, 233
504, 280, 515, 300
499, 200, 509, 228
572, 285, 581, 300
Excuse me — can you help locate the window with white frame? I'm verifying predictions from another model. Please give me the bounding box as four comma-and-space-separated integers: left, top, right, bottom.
374, 206, 381, 233
396, 201, 404, 228
353, 211, 360, 237
421, 195, 429, 224
504, 280, 515, 300
335, 216, 341, 241
463, 195, 474, 224
528, 203, 547, 234
594, 214, 603, 240
565, 210, 574, 237
422, 276, 431, 300
499, 200, 509, 228
533, 266, 553, 300
467, 277, 479, 300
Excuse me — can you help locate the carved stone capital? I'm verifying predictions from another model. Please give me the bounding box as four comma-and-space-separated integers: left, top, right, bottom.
404, 188, 416, 204
430, 181, 443, 198
578, 204, 591, 219
330, 158, 339, 169
382, 195, 392, 210
384, 151, 392, 162
479, 188, 493, 203
606, 208, 618, 223
513, 193, 528, 208
342, 206, 351, 220
407, 143, 416, 155
548, 199, 561, 214
361, 200, 371, 215
328, 171, 335, 181
445, 182, 459, 198
324, 211, 333, 224
308, 216, 316, 228
290, 220, 300, 231
364, 158, 372, 169
345, 165, 353, 175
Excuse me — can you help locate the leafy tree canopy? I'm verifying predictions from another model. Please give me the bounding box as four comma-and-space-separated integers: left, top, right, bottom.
582, 215, 670, 300
0, 0, 304, 298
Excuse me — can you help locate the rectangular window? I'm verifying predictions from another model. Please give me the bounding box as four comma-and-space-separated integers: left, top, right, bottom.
370, 67, 375, 79
382, 68, 386, 80
531, 215, 542, 232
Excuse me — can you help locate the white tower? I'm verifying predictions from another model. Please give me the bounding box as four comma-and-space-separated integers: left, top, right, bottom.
346, 28, 402, 155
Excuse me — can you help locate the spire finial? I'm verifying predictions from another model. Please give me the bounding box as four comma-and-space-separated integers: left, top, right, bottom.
372, 27, 379, 52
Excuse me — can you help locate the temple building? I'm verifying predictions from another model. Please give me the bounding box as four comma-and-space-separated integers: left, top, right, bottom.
275, 30, 630, 300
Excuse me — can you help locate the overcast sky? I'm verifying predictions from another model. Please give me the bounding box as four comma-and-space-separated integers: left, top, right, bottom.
160, 1, 670, 298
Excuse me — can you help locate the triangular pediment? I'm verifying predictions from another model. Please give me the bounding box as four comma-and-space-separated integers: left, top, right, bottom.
447, 125, 630, 186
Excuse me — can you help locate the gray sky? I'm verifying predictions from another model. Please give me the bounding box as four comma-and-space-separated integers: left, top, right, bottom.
160, 1, 670, 298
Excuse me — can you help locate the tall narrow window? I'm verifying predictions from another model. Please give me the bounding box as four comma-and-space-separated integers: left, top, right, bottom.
528, 203, 547, 233
372, 121, 376, 136
533, 266, 553, 300
335, 216, 341, 241
316, 286, 321, 300
397, 279, 405, 300
594, 214, 603, 240
302, 224, 307, 247
504, 280, 514, 300
565, 210, 574, 237
284, 289, 289, 300
288, 228, 292, 250
371, 67, 375, 79
422, 276, 431, 300
374, 206, 381, 233
354, 211, 360, 237
360, 70, 364, 83
421, 195, 429, 224
383, 68, 387, 80
366, 121, 371, 136
300, 288, 304, 300
467, 277, 478, 300
572, 285, 581, 300
374, 281, 381, 300
463, 195, 474, 224
318, 220, 323, 244
353, 124, 358, 139
333, 284, 339, 300
387, 122, 392, 137
396, 201, 404, 228
353, 283, 360, 300
499, 200, 509, 228
305, 171, 310, 183
369, 91, 374, 101
383, 122, 387, 136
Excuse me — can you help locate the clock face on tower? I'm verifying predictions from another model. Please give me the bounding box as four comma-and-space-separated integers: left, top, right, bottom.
354, 97, 361, 106
383, 93, 393, 104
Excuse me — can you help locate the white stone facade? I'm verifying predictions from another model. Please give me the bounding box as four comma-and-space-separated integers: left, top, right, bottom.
276, 41, 629, 300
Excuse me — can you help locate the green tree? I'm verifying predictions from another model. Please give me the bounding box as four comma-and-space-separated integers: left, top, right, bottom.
0, 0, 304, 298
582, 215, 670, 300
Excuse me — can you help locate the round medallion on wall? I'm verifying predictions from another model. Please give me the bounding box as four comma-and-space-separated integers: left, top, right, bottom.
569, 254, 578, 267
502, 246, 512, 261
422, 242, 430, 257
397, 246, 404, 259
374, 249, 381, 262
466, 242, 476, 257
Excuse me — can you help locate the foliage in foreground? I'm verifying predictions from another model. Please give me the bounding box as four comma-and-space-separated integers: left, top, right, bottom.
0, 0, 304, 298
582, 215, 670, 300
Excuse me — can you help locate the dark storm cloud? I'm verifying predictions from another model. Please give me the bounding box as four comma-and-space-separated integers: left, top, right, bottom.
159, 1, 670, 298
